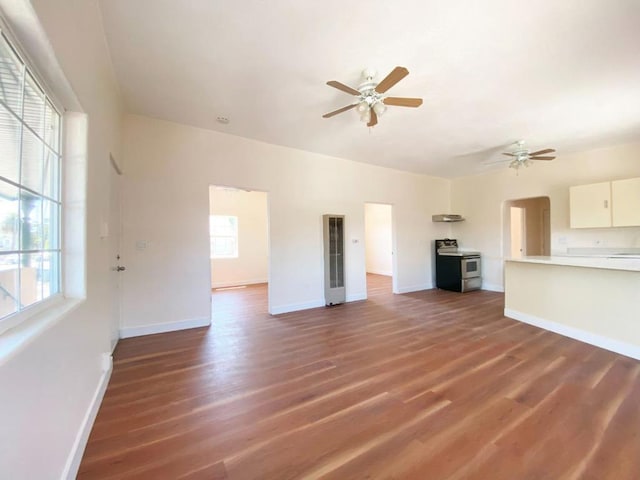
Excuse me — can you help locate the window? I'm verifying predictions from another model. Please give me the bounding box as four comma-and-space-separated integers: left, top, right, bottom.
210, 215, 238, 258
0, 31, 62, 323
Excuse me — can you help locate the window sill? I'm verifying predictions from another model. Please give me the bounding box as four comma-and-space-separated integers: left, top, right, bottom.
0, 296, 84, 366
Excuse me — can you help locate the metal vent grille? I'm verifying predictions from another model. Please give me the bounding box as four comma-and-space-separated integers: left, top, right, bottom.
329, 217, 344, 288
323, 214, 346, 305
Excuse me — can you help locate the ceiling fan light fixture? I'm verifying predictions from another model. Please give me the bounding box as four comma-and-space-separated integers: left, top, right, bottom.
360, 109, 371, 123
357, 101, 369, 113
373, 101, 387, 116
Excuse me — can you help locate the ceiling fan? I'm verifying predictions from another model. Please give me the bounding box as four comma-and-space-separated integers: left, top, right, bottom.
322, 67, 423, 127
500, 140, 556, 171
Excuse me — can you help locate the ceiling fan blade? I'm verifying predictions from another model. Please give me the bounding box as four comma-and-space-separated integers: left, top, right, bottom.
383, 97, 423, 107
322, 103, 357, 118
502, 153, 516, 157
375, 66, 409, 93
367, 109, 378, 127
528, 148, 555, 156
530, 156, 555, 161
326, 80, 360, 96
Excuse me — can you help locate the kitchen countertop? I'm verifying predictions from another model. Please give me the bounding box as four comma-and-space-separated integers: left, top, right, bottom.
506, 255, 640, 272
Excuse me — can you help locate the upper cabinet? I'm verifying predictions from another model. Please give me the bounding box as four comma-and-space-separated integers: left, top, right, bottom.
612, 177, 640, 227
570, 177, 640, 228
570, 182, 611, 228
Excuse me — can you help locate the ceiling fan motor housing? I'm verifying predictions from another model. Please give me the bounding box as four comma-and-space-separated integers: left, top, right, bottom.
357, 68, 385, 117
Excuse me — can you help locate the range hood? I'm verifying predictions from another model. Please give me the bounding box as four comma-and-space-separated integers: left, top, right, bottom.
432, 214, 465, 223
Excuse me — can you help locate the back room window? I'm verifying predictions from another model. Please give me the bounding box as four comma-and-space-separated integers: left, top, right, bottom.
210, 215, 238, 259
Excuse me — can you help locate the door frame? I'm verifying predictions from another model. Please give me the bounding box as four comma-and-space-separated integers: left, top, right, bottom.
364, 202, 397, 295
108, 154, 123, 351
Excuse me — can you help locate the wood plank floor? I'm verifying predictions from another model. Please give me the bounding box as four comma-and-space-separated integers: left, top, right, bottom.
78, 274, 640, 479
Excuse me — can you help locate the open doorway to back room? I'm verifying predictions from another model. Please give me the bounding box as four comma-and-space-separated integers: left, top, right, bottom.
209, 186, 269, 320
503, 196, 551, 259
364, 203, 394, 297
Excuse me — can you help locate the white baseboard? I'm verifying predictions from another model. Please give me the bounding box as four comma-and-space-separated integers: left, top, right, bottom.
62, 355, 113, 480
119, 317, 211, 339
270, 300, 325, 315
504, 308, 640, 361
366, 270, 392, 277
396, 283, 432, 294
211, 278, 268, 289
482, 283, 504, 292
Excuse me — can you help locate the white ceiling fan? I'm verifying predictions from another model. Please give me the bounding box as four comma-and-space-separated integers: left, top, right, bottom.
322, 67, 423, 127
488, 140, 556, 171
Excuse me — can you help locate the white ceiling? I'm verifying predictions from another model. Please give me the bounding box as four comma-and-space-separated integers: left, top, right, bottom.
98, 0, 640, 178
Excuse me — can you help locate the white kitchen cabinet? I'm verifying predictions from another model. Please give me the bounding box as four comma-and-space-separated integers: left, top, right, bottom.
612, 177, 640, 227
569, 182, 611, 228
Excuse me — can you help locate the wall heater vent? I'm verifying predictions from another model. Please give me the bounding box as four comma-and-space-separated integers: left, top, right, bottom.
323, 214, 346, 305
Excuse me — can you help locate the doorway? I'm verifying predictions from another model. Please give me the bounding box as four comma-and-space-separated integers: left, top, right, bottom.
209, 186, 269, 319
503, 196, 551, 258
510, 207, 525, 258
364, 203, 394, 297
108, 154, 123, 351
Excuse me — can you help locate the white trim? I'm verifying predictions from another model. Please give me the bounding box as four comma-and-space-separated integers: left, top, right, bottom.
269, 294, 370, 315
211, 278, 268, 289
504, 308, 640, 361
347, 292, 367, 302
62, 356, 113, 480
482, 282, 505, 292
396, 283, 432, 294
366, 269, 392, 276
119, 317, 210, 339
270, 300, 325, 315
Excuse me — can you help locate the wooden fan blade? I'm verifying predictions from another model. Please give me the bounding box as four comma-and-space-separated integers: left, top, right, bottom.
322, 103, 357, 118
528, 148, 555, 156
530, 156, 555, 161
367, 109, 378, 127
375, 66, 409, 93
326, 80, 360, 96
502, 153, 516, 157
383, 97, 423, 107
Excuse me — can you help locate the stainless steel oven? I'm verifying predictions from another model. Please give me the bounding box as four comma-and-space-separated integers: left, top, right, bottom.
435, 239, 482, 292
461, 256, 480, 279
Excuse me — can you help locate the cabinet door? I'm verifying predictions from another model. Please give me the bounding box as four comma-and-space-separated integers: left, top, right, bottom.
612, 177, 640, 227
569, 182, 611, 228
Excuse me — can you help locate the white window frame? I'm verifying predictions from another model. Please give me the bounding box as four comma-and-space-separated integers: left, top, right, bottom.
210, 215, 238, 259
0, 26, 64, 336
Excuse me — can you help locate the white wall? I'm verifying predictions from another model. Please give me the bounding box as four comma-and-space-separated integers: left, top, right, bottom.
0, 1, 123, 479
209, 188, 268, 288
121, 114, 451, 326
451, 142, 640, 291
365, 203, 392, 276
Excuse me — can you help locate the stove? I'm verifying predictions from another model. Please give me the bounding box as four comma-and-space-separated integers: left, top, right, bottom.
435, 239, 482, 292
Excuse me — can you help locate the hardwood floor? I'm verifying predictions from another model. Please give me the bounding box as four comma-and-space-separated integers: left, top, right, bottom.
78, 274, 640, 479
